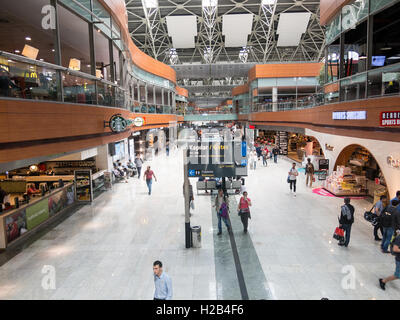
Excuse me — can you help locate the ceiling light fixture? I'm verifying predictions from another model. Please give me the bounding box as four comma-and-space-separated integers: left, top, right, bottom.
14, 50, 20, 53
142, 0, 158, 9
381, 43, 392, 51
202, 0, 218, 7
25, 36, 31, 41
262, 0, 275, 4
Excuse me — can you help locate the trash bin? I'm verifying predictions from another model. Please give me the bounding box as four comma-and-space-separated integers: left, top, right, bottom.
191, 226, 201, 248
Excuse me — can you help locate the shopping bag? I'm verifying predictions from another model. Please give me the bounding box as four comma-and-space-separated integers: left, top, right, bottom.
190, 200, 195, 210
333, 227, 345, 241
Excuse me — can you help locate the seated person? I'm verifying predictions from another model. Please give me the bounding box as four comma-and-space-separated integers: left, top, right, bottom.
115, 162, 128, 183
27, 184, 41, 196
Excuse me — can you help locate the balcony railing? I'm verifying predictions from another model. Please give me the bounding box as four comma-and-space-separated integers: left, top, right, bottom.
0, 51, 175, 114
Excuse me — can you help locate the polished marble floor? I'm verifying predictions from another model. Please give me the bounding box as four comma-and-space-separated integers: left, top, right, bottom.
0, 149, 399, 300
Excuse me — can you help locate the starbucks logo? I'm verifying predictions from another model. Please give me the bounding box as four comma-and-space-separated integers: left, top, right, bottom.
109, 114, 127, 133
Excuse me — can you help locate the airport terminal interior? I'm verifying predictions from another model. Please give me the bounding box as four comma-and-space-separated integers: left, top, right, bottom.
0, 0, 400, 301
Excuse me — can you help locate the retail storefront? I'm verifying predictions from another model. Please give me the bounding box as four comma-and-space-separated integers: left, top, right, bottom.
323, 145, 387, 199
306, 128, 400, 199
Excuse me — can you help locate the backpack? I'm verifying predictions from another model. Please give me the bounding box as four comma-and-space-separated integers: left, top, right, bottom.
390, 233, 399, 256
219, 202, 229, 218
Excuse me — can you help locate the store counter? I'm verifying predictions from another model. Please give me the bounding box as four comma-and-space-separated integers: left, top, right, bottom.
0, 183, 75, 249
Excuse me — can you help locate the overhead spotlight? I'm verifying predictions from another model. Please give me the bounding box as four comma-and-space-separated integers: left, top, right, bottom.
381, 43, 392, 51
202, 0, 217, 7
25, 36, 32, 41
142, 0, 158, 8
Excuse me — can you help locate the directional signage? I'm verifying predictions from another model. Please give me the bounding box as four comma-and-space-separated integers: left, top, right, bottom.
187, 141, 247, 177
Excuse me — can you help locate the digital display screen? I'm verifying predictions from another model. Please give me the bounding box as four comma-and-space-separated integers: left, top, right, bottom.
332, 111, 367, 120
372, 56, 386, 67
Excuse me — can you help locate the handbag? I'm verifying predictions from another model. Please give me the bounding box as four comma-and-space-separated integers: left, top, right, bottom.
190, 200, 195, 210
333, 227, 345, 242
287, 176, 290, 183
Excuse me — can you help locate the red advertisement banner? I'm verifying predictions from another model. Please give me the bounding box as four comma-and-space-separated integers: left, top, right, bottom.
380, 111, 400, 126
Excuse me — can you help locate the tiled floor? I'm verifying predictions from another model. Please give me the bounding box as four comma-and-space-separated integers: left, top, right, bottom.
0, 149, 398, 300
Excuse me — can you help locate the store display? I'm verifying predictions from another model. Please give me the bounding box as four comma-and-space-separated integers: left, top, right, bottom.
323, 166, 368, 196
74, 170, 93, 202
277, 131, 288, 155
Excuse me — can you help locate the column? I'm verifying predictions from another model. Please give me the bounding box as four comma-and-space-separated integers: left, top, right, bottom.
272, 87, 278, 112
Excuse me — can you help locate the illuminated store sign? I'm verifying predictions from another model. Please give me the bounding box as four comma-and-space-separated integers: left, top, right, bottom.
133, 117, 145, 127
380, 111, 400, 127
332, 111, 367, 120
387, 156, 400, 168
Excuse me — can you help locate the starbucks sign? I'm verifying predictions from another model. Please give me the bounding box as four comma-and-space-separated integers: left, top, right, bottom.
107, 114, 145, 133
109, 114, 128, 133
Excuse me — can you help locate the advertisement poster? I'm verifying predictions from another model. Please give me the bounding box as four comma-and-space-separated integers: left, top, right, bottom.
26, 198, 49, 230
5, 209, 27, 243
48, 185, 75, 216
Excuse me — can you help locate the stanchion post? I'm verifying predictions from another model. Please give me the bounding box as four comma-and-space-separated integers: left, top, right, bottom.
183, 149, 191, 248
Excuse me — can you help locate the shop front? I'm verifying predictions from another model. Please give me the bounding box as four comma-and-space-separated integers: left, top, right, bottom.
287, 133, 324, 163
323, 144, 387, 200
0, 181, 75, 249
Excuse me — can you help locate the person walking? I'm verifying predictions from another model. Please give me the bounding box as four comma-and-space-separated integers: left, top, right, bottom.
379, 232, 400, 290
380, 200, 398, 253
134, 154, 143, 179
238, 191, 252, 233
215, 189, 230, 235
273, 146, 279, 163
262, 147, 268, 167
251, 150, 257, 170
143, 166, 157, 195
288, 162, 299, 197
153, 260, 172, 300
373, 195, 386, 241
305, 158, 315, 188
338, 198, 355, 247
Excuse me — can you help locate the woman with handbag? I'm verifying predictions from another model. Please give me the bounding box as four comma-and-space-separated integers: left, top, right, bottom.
238, 191, 252, 233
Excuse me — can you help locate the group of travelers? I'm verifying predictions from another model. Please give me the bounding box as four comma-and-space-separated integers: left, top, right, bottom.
250, 142, 280, 170
214, 188, 252, 235
370, 191, 400, 290
334, 191, 400, 291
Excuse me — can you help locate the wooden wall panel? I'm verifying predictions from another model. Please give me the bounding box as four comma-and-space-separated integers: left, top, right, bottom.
320, 0, 352, 25
0, 131, 131, 164
232, 84, 249, 96
0, 99, 181, 144
248, 63, 323, 82
324, 82, 339, 93
243, 96, 400, 142
98, 0, 177, 84
176, 86, 189, 98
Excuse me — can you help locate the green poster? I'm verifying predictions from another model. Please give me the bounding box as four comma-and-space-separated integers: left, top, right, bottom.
26, 199, 49, 230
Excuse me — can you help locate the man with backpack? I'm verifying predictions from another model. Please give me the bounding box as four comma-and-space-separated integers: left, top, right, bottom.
215, 189, 230, 236
272, 146, 279, 163
305, 158, 315, 188
372, 195, 386, 241
380, 200, 398, 253
379, 231, 400, 290
338, 198, 355, 247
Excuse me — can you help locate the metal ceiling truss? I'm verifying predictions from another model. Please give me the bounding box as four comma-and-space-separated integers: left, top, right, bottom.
125, 0, 325, 107
140, 0, 172, 60
126, 0, 325, 64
